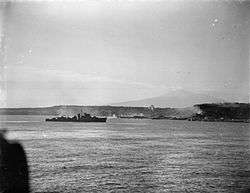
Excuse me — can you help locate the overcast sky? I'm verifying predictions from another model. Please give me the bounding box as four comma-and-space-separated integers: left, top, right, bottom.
0, 0, 249, 107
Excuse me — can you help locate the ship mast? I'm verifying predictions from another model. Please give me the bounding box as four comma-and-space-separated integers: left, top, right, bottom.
80, 108, 83, 117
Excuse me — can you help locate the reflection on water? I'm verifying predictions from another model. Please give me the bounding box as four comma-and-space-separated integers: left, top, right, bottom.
1, 115, 250, 193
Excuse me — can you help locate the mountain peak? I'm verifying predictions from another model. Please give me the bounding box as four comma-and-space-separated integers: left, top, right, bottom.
110, 90, 225, 108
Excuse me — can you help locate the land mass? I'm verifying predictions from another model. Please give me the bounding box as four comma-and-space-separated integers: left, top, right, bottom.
190, 103, 250, 122
0, 103, 249, 122
0, 105, 197, 118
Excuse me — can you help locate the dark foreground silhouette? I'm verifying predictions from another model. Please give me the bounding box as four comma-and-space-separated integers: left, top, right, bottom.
0, 130, 30, 193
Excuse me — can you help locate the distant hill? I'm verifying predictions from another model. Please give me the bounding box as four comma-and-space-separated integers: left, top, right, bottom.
110, 90, 225, 108
191, 103, 250, 122
0, 105, 197, 118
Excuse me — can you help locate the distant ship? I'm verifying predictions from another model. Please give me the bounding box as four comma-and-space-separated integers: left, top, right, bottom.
45, 112, 107, 122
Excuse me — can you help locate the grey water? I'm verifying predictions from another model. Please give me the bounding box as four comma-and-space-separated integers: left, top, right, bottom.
1, 115, 250, 193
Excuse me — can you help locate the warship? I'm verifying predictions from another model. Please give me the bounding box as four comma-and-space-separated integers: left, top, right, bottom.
45, 112, 107, 122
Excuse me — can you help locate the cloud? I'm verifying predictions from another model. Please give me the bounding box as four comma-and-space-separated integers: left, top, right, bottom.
5, 66, 171, 107
7, 66, 166, 90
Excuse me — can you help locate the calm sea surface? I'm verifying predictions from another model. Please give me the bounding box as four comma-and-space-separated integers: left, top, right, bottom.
1, 115, 250, 193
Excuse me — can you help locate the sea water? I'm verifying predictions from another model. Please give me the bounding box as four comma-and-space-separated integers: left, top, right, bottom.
1, 115, 249, 193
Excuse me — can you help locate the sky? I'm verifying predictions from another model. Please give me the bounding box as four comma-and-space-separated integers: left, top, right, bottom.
0, 0, 249, 107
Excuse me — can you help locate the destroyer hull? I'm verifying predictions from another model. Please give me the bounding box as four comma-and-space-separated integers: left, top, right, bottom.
45, 118, 107, 122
